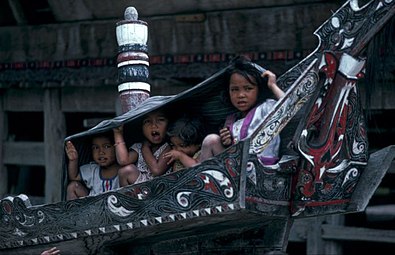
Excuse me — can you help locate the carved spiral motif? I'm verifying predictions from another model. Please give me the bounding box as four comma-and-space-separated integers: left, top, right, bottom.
176, 192, 192, 208
108, 195, 134, 217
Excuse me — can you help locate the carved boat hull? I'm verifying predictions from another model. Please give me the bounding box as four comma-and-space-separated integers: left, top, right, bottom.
0, 141, 297, 254
1, 0, 395, 254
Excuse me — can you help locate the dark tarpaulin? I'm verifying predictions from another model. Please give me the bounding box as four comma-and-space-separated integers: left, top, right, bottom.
61, 63, 238, 198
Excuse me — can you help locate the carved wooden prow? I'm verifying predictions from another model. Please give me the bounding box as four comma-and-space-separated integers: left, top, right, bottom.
248, 0, 395, 217
0, 1, 395, 254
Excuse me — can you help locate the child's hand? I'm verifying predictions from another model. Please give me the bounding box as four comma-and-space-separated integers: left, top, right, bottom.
262, 70, 277, 89
41, 247, 60, 255
163, 150, 182, 164
113, 125, 124, 134
65, 141, 78, 161
262, 70, 285, 99
219, 127, 232, 146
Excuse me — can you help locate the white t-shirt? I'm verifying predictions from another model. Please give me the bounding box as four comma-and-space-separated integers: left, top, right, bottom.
80, 162, 120, 196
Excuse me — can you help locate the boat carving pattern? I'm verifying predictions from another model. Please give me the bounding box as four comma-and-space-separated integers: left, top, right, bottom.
0, 142, 247, 249
0, 0, 395, 253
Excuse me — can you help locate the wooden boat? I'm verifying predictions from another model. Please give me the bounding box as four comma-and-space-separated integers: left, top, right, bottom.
1, 0, 395, 254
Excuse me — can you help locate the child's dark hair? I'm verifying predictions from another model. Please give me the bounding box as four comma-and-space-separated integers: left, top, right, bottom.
167, 116, 205, 146
226, 55, 271, 103
91, 130, 115, 145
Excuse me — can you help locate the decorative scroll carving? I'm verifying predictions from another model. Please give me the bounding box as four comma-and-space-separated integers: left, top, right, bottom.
291, 51, 368, 215
287, 0, 395, 215
1, 1, 394, 253
0, 142, 250, 249
247, 0, 394, 216
245, 155, 296, 205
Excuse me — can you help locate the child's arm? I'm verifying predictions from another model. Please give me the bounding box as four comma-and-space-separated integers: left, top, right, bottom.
163, 150, 199, 168
142, 141, 171, 176
113, 125, 138, 166
262, 70, 285, 99
65, 141, 81, 181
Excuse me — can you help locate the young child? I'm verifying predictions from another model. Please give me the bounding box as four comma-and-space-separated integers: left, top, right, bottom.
199, 55, 285, 165
65, 131, 120, 200
164, 116, 205, 172
40, 247, 60, 255
113, 109, 171, 186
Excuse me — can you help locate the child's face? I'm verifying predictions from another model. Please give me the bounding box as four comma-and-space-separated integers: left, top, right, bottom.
91, 136, 116, 168
142, 111, 169, 145
169, 136, 200, 157
229, 72, 259, 117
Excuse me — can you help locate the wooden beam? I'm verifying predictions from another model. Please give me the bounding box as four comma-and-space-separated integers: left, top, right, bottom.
3, 142, 44, 166
389, 160, 395, 173
290, 217, 395, 247
135, 0, 333, 17
306, 217, 324, 255
44, 89, 66, 203
350, 145, 395, 212
323, 215, 344, 255
322, 225, 395, 243
7, 0, 27, 25
147, 4, 336, 55
3, 87, 119, 113
61, 87, 118, 113
4, 89, 43, 111
0, 3, 337, 61
48, 0, 333, 22
365, 204, 395, 222
288, 218, 308, 242
0, 95, 7, 196
47, 0, 94, 21
360, 85, 395, 110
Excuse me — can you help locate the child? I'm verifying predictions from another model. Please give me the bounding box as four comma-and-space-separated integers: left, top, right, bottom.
65, 131, 120, 200
164, 116, 205, 172
199, 55, 285, 165
41, 247, 60, 255
113, 109, 171, 186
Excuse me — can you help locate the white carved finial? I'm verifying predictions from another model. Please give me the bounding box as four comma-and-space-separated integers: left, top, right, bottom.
124, 6, 138, 21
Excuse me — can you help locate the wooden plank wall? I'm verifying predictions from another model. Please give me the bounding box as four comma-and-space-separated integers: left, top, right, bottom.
0, 87, 118, 202
0, 3, 338, 62
0, 94, 6, 195
47, 0, 334, 22
0, 3, 393, 247
290, 214, 395, 254
43, 89, 66, 203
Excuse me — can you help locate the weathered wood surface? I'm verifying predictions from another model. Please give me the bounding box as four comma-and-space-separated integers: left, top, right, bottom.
0, 3, 338, 62
1, 144, 393, 254
2, 87, 118, 113
0, 2, 394, 254
322, 225, 395, 243
365, 204, 395, 222
314, 223, 395, 253
61, 87, 118, 113
148, 4, 336, 55
2, 142, 45, 166
0, 141, 295, 254
3, 89, 44, 112
7, 0, 26, 25
48, 0, 334, 21
289, 214, 395, 253
43, 89, 66, 203
349, 145, 395, 212
0, 95, 7, 197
